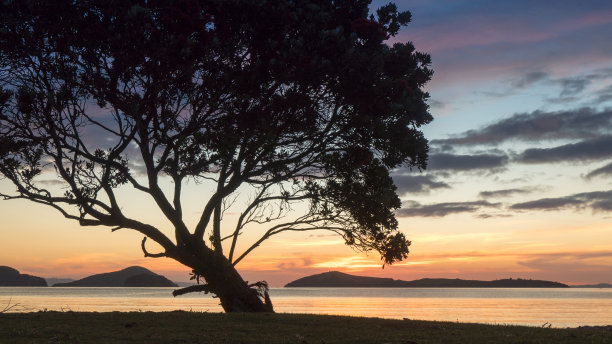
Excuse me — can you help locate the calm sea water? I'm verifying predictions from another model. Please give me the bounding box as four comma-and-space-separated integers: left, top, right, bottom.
1, 287, 611, 328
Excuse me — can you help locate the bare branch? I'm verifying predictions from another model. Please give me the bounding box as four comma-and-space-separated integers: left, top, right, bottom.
1, 298, 33, 313
172, 284, 215, 297
228, 185, 311, 261
193, 171, 243, 240
141, 237, 167, 258
232, 216, 343, 266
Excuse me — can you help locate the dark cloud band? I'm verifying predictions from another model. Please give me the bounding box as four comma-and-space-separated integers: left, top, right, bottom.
432, 108, 612, 146
511, 190, 612, 212
478, 188, 533, 198
586, 162, 612, 179
392, 174, 451, 195
397, 200, 500, 217
428, 153, 508, 171
517, 135, 612, 163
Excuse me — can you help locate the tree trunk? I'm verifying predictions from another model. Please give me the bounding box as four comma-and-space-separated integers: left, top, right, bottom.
172, 245, 274, 313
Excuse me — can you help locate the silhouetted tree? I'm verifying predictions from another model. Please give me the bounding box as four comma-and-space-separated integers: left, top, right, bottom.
0, 0, 432, 312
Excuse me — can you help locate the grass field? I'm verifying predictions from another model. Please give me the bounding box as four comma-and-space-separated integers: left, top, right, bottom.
1, 311, 611, 343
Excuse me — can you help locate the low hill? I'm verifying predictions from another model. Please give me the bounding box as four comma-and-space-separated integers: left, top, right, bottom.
571, 283, 612, 288
402, 277, 569, 288
53, 266, 177, 287
124, 273, 179, 287
0, 266, 47, 286
285, 271, 407, 288
285, 271, 569, 288
45, 278, 75, 286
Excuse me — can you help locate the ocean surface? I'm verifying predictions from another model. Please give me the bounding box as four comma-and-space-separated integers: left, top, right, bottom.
1, 287, 611, 328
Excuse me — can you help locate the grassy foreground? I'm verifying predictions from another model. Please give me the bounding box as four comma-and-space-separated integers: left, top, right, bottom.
1, 311, 611, 344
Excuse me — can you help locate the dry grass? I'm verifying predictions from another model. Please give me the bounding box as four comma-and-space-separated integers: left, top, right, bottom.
0, 311, 611, 343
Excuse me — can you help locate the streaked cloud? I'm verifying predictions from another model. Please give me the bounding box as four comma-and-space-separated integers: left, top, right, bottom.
499, 68, 612, 103
238, 253, 319, 272
586, 161, 612, 179
595, 85, 612, 104
433, 108, 612, 146
478, 188, 534, 199
397, 200, 500, 217
517, 135, 612, 163
428, 99, 446, 109
554, 69, 612, 95
511, 190, 612, 212
558, 77, 591, 97
392, 174, 451, 195
511, 71, 548, 88
276, 257, 314, 271
428, 153, 508, 171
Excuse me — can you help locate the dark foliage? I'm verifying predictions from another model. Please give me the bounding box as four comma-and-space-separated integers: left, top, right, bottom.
0, 0, 432, 311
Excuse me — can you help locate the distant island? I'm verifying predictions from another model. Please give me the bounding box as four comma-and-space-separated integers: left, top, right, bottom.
570, 283, 612, 288
45, 278, 75, 286
52, 266, 178, 287
0, 266, 47, 286
285, 271, 570, 288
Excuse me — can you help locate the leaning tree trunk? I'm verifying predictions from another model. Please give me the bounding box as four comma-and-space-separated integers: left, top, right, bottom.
171, 246, 274, 313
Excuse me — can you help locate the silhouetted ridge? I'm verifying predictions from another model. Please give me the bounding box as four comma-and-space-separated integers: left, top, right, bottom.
571, 283, 612, 288
0, 266, 47, 286
285, 271, 406, 287
285, 271, 569, 288
124, 273, 177, 287
53, 266, 177, 287
45, 278, 75, 285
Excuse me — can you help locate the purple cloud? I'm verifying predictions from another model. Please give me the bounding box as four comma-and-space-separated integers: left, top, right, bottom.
518, 135, 612, 163
397, 200, 500, 217
511, 190, 612, 212
392, 174, 451, 195
428, 153, 508, 171
433, 108, 612, 146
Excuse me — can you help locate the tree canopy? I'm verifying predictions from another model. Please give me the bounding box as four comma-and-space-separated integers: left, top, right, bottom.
0, 0, 433, 312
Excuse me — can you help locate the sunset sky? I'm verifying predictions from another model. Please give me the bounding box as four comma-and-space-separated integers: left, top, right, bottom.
1, 0, 612, 287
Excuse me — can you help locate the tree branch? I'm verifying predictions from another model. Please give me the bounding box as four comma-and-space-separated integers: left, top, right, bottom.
232, 217, 342, 266
172, 284, 215, 297
141, 237, 167, 258
193, 171, 243, 240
